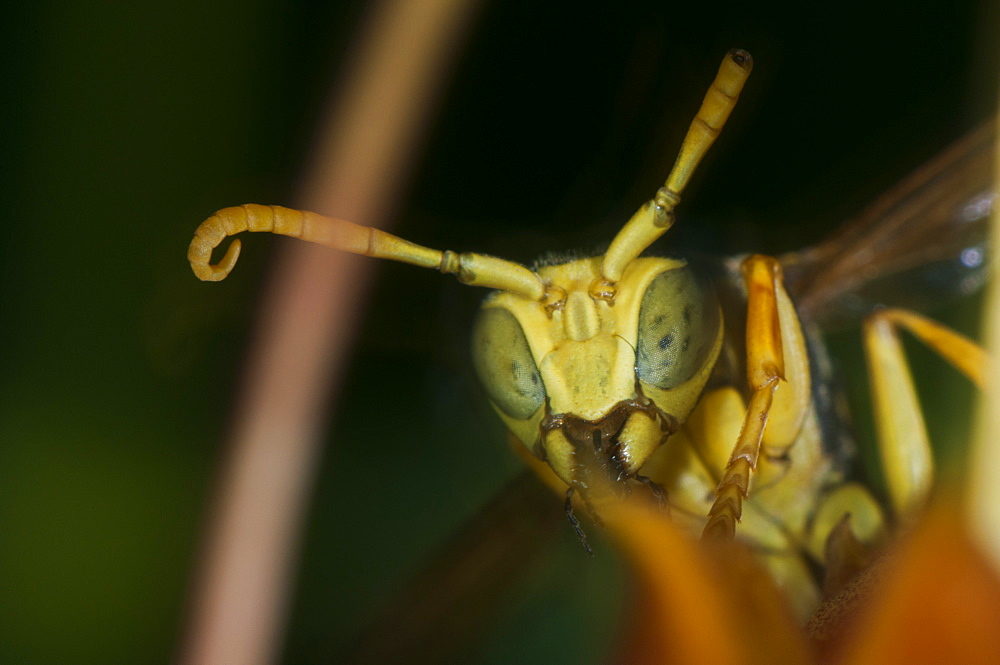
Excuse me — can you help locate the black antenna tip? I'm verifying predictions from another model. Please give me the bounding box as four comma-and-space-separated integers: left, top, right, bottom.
728, 49, 753, 72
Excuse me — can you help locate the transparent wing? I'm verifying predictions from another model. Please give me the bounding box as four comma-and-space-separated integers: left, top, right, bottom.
781, 121, 995, 329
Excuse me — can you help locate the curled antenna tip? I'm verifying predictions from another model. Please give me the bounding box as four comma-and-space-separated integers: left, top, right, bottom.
190, 238, 242, 282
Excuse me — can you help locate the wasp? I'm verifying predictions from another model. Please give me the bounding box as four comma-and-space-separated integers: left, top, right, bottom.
187, 50, 989, 620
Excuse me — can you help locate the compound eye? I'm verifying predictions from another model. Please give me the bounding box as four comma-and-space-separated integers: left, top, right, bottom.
471, 306, 546, 420
635, 266, 720, 390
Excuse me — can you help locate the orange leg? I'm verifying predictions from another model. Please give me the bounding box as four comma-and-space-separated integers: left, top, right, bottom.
703, 255, 801, 539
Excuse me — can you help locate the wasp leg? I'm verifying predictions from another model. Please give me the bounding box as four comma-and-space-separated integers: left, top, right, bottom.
634, 475, 670, 512
704, 255, 812, 539
864, 307, 986, 518
806, 483, 886, 598
822, 514, 881, 597
511, 436, 597, 552
565, 487, 594, 556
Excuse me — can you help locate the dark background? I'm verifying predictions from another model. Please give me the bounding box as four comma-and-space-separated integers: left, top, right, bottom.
1, 1, 995, 663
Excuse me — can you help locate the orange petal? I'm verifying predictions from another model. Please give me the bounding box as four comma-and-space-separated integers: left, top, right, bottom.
607, 502, 812, 665
835, 501, 1000, 665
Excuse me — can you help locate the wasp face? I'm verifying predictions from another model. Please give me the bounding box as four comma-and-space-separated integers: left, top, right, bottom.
471, 256, 723, 495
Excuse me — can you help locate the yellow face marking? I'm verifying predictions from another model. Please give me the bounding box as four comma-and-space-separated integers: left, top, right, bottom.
562, 291, 601, 342
472, 255, 722, 490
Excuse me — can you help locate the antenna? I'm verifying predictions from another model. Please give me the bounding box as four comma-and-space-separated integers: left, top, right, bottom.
600, 49, 753, 285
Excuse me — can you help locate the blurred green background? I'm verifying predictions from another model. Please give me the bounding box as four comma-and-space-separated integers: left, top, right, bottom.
1, 1, 995, 663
